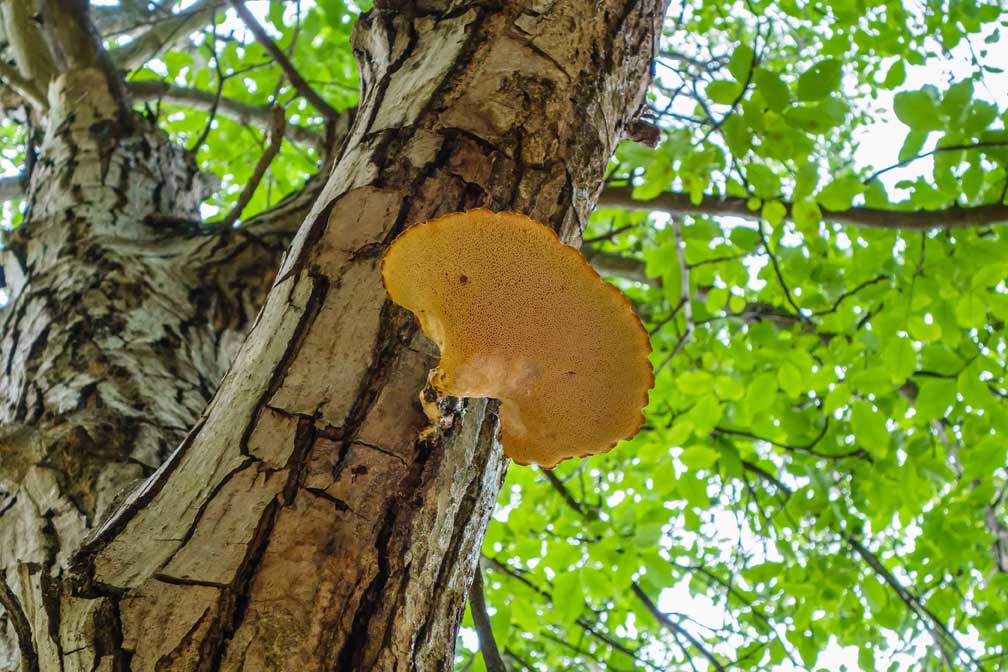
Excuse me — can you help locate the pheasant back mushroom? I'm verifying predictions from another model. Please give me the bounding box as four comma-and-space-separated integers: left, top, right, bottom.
381, 209, 653, 468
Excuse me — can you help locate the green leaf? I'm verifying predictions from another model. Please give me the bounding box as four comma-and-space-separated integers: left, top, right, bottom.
688, 395, 723, 436
746, 372, 779, 415
797, 59, 842, 101
850, 401, 889, 457
898, 130, 929, 162
551, 570, 583, 624
715, 376, 745, 401
754, 68, 790, 112
882, 60, 906, 89
707, 80, 743, 105
680, 445, 721, 470
915, 378, 957, 421
762, 200, 787, 226
778, 362, 804, 397
883, 338, 917, 384
677, 370, 715, 396
746, 164, 780, 198
730, 226, 761, 250
817, 175, 866, 210
955, 291, 988, 328
728, 44, 755, 82
722, 115, 752, 157
793, 199, 822, 228
940, 79, 974, 122
894, 88, 943, 130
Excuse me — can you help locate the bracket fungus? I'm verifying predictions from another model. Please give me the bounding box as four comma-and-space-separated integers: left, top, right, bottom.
381, 209, 654, 469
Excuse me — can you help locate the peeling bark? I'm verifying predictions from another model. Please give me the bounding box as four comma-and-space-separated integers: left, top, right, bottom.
0, 1, 666, 670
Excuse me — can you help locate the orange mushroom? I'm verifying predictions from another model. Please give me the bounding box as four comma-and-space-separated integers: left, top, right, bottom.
381, 209, 653, 468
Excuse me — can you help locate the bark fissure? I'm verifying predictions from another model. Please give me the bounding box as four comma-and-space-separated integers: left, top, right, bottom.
199, 497, 282, 671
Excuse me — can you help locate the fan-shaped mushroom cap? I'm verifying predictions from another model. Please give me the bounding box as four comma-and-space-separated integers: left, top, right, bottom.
381, 210, 653, 468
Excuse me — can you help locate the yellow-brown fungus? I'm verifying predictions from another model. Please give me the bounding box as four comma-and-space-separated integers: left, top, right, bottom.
381, 210, 653, 468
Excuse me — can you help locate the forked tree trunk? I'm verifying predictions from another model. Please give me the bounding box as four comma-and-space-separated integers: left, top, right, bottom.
0, 2, 666, 670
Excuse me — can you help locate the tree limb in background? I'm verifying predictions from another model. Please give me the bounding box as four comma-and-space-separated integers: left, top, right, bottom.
127, 80, 335, 152
110, 0, 229, 70
468, 568, 508, 672
228, 0, 340, 121
584, 249, 654, 285
598, 186, 1008, 231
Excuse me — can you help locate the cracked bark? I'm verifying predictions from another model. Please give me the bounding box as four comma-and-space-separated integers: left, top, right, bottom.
0, 1, 666, 670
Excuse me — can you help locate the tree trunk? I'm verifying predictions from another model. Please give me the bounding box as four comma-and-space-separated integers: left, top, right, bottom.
0, 2, 665, 670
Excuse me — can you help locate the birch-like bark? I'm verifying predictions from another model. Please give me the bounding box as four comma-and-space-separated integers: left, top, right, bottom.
0, 2, 666, 670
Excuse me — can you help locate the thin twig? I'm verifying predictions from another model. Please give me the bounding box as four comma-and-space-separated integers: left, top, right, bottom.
542, 469, 586, 515
188, 14, 225, 154
582, 223, 636, 244
656, 218, 695, 375
630, 584, 726, 672
845, 535, 986, 671
228, 0, 339, 120
811, 274, 888, 316
865, 141, 1008, 184
215, 106, 286, 228
758, 220, 808, 321
713, 421, 869, 461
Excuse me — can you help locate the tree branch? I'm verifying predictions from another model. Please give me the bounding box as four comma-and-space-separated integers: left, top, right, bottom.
227, 0, 340, 121
598, 186, 1008, 231
127, 80, 332, 152
468, 569, 507, 672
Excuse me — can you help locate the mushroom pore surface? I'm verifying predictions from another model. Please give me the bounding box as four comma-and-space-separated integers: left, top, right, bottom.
380, 209, 653, 468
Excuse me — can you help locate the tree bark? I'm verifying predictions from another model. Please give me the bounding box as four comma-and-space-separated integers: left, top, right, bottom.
0, 2, 666, 670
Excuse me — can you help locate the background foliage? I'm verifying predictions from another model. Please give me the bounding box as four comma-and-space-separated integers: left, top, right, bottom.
5, 1, 1007, 670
